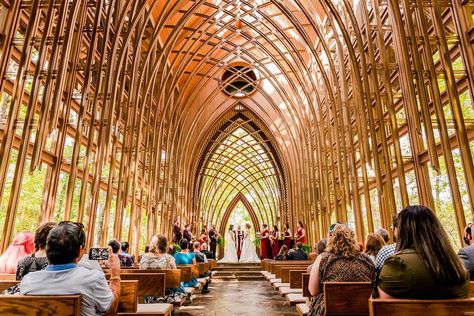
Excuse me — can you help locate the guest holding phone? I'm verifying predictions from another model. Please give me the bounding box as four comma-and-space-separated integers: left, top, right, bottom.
20, 222, 121, 316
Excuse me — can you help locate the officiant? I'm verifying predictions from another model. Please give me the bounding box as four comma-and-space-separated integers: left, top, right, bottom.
235, 225, 244, 259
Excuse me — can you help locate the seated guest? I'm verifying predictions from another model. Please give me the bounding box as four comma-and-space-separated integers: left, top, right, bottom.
138, 245, 150, 262
317, 238, 327, 254
174, 238, 198, 288
0, 231, 35, 274
174, 238, 197, 265
307, 239, 328, 273
275, 245, 289, 260
119, 241, 134, 267
140, 235, 186, 304
458, 221, 474, 280
108, 239, 121, 254
308, 243, 319, 260
192, 241, 210, 293
101, 239, 121, 269
193, 241, 208, 263
364, 233, 385, 263
20, 222, 121, 316
377, 205, 470, 299
140, 235, 177, 270
288, 242, 308, 260
17, 222, 56, 280
309, 224, 374, 316
375, 227, 390, 244
201, 243, 214, 260
374, 214, 398, 272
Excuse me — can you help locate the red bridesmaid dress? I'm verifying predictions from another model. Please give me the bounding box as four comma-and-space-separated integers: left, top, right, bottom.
296, 227, 306, 244
283, 229, 292, 248
271, 231, 280, 259
260, 229, 270, 259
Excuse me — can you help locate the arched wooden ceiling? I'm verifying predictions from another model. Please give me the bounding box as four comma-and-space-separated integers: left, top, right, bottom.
194, 109, 286, 232
0, 0, 473, 255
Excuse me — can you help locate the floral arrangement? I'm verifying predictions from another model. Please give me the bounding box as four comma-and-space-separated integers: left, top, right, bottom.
301, 243, 311, 254
217, 235, 225, 246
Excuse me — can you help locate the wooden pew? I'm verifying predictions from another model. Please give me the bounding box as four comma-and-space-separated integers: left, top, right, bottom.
369, 297, 474, 316
118, 273, 166, 303
177, 265, 193, 282
296, 274, 311, 316
177, 264, 199, 278
281, 266, 310, 283
208, 259, 217, 269
198, 262, 210, 276
470, 281, 474, 297
324, 282, 372, 315
0, 281, 19, 292
289, 270, 307, 289
269, 261, 313, 275
0, 295, 81, 315
117, 280, 138, 313
0, 279, 138, 313
116, 269, 183, 306
302, 273, 310, 297
111, 269, 182, 289
0, 274, 16, 281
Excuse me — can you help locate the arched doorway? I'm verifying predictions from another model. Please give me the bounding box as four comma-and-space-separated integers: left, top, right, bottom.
217, 193, 261, 259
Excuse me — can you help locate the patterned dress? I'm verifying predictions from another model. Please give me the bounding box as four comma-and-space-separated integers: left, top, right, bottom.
139, 253, 186, 304
309, 252, 375, 316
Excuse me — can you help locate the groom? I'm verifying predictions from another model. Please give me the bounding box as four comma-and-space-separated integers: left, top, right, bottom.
235, 225, 244, 259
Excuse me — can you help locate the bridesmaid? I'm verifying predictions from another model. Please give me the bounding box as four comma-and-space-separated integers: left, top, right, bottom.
295, 221, 306, 244
270, 225, 280, 259
283, 223, 292, 249
260, 224, 270, 259
198, 228, 208, 246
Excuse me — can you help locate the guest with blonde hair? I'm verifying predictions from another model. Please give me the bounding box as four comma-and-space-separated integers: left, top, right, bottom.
140, 235, 177, 270
308, 225, 374, 316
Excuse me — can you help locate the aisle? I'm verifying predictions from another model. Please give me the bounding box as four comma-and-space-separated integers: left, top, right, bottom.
174, 279, 298, 316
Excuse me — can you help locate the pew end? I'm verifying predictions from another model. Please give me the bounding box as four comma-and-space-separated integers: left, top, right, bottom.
369, 297, 474, 316
324, 282, 372, 315
0, 295, 82, 315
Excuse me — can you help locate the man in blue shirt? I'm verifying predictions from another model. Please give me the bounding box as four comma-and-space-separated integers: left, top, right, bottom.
20, 222, 121, 316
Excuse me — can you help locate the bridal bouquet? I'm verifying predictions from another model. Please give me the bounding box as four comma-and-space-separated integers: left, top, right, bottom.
252, 236, 260, 247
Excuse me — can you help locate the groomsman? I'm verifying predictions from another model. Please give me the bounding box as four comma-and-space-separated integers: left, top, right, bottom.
209, 224, 218, 259
235, 225, 244, 259
172, 216, 182, 244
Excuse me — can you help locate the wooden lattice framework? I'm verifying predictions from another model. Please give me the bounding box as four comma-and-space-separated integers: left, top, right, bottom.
0, 0, 473, 255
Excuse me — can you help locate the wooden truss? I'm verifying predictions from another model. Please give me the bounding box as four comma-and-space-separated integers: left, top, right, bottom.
0, 0, 473, 254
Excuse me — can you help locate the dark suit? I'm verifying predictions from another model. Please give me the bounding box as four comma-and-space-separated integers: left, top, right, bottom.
202, 250, 214, 260
209, 229, 217, 258
458, 245, 474, 280
193, 251, 211, 292
194, 251, 208, 263
288, 249, 308, 260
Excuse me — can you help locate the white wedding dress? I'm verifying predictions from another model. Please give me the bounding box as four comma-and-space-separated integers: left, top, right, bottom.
218, 230, 238, 263
239, 228, 261, 263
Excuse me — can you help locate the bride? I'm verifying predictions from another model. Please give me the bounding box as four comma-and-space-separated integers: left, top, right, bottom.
239, 223, 261, 263
218, 224, 238, 263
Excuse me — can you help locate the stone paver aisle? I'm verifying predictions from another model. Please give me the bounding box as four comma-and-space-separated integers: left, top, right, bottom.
174, 279, 299, 316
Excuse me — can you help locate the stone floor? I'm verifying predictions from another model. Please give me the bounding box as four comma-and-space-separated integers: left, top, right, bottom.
174, 279, 299, 316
